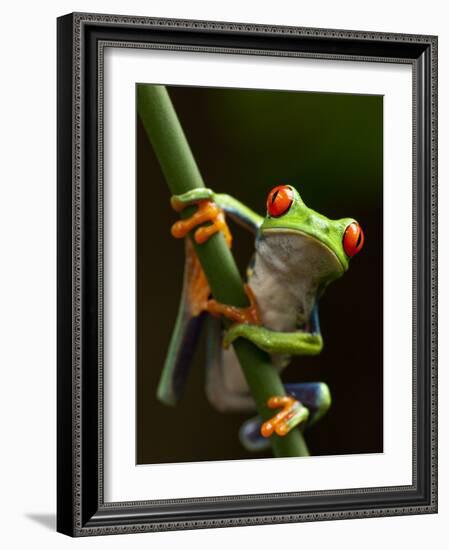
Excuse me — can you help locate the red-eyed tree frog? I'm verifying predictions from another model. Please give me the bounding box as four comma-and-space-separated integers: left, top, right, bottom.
157, 185, 364, 451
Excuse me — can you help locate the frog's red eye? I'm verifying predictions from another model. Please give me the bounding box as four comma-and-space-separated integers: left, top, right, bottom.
343, 222, 364, 257
267, 185, 294, 217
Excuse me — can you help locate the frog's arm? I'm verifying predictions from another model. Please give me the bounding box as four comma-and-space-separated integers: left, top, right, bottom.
223, 304, 323, 356
224, 326, 323, 355
215, 193, 263, 234
171, 188, 263, 234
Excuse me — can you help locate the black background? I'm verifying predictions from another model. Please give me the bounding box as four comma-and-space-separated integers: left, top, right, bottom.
136, 85, 383, 464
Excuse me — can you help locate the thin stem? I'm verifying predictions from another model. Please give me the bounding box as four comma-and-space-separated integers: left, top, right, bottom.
137, 84, 309, 458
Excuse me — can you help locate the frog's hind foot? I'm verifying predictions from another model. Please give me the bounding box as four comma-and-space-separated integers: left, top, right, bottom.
239, 404, 309, 452
261, 396, 309, 437
239, 382, 331, 451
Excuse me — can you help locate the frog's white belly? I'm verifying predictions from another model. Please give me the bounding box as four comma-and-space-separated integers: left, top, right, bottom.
205, 231, 342, 413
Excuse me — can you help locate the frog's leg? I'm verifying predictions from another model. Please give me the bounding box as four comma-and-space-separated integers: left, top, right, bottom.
211, 302, 323, 437
204, 315, 256, 413
157, 239, 210, 405
160, 189, 232, 405
239, 382, 331, 452
285, 381, 331, 425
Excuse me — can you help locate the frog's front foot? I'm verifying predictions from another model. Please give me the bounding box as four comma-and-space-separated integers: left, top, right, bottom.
261, 396, 309, 437
171, 191, 232, 246
206, 284, 261, 327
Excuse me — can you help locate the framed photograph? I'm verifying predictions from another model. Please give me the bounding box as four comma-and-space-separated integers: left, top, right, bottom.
57, 12, 438, 536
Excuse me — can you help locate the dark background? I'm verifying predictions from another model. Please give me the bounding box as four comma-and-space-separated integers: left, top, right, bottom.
137, 85, 383, 464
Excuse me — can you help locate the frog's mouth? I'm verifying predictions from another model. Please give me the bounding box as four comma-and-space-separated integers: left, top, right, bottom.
260, 228, 346, 274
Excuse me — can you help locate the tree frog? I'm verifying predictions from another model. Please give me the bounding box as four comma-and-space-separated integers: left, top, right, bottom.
157, 185, 364, 451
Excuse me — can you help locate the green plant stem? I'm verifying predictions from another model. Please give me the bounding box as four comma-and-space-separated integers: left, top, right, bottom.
137, 84, 309, 458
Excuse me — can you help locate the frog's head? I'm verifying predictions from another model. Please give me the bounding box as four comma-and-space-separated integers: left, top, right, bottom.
260, 185, 364, 274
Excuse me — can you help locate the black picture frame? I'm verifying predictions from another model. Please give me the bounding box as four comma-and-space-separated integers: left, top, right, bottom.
57, 12, 438, 536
